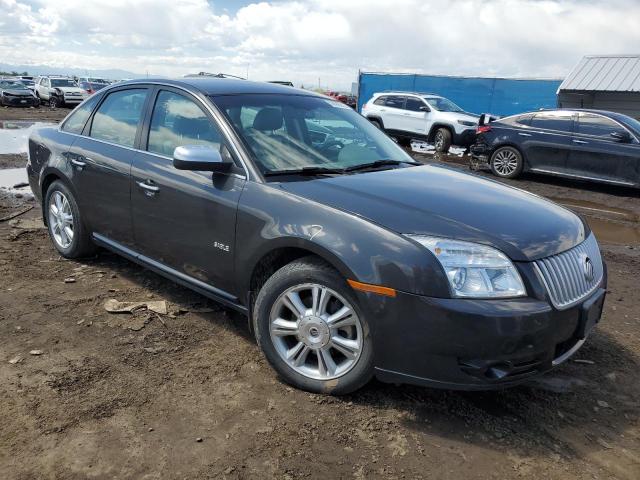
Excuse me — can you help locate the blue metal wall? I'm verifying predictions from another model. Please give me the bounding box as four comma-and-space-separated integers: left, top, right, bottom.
357, 72, 562, 116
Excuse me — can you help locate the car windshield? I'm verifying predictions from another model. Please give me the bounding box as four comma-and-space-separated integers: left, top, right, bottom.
0, 81, 28, 90
424, 96, 464, 113
212, 93, 415, 175
51, 79, 76, 87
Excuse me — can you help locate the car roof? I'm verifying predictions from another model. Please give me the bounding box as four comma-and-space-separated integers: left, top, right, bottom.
116, 77, 323, 97
373, 91, 441, 98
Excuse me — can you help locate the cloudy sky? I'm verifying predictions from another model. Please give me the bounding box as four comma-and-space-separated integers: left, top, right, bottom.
0, 0, 638, 89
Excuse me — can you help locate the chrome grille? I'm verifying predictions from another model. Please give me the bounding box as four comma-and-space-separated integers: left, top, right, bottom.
534, 233, 603, 310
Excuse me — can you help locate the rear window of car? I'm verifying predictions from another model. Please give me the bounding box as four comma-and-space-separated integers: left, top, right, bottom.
373, 96, 386, 106
90, 89, 148, 148
530, 112, 574, 133
61, 94, 101, 135
577, 113, 628, 138
500, 114, 532, 127
383, 96, 405, 109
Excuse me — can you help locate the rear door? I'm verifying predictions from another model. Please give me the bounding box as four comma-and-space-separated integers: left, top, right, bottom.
378, 95, 406, 130
131, 87, 245, 293
66, 86, 151, 247
523, 111, 575, 173
567, 112, 640, 186
397, 96, 430, 136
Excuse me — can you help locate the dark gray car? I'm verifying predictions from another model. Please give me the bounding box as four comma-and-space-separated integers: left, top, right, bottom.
27, 79, 606, 394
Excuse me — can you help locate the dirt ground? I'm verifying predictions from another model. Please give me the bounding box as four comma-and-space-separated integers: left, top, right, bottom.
1, 107, 639, 479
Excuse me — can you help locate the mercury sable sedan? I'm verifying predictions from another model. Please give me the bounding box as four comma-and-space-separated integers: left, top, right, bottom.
27, 79, 606, 394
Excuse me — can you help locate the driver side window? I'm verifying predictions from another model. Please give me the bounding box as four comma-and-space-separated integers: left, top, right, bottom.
147, 90, 223, 157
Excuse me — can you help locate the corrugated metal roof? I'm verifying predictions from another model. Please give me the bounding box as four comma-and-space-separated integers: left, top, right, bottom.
558, 55, 640, 92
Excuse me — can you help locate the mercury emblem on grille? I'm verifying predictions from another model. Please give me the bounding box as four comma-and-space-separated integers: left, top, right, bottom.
582, 254, 594, 282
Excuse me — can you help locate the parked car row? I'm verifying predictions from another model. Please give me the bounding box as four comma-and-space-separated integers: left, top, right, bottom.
1, 74, 118, 108
360, 89, 639, 188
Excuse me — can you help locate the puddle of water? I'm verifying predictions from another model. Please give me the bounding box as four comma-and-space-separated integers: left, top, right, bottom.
0, 121, 55, 154
583, 217, 640, 246
0, 167, 29, 192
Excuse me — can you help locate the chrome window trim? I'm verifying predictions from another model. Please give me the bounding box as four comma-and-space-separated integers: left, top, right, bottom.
574, 111, 639, 143
56, 81, 253, 180
528, 168, 636, 186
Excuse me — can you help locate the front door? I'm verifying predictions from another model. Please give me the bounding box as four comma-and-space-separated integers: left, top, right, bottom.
131, 88, 245, 292
567, 112, 640, 186
397, 96, 429, 136
523, 111, 575, 173
66, 87, 150, 247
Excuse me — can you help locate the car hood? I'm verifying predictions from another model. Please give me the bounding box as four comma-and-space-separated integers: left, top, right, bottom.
2, 88, 33, 96
278, 165, 586, 261
54, 86, 85, 94
436, 111, 479, 123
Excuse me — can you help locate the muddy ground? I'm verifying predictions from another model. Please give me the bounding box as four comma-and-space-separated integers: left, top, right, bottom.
1, 106, 639, 479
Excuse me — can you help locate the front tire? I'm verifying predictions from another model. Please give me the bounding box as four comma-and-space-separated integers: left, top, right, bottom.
490, 146, 523, 179
433, 128, 452, 153
49, 96, 59, 108
253, 257, 374, 394
44, 180, 96, 258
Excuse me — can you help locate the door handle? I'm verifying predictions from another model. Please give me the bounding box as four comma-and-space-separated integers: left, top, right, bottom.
572, 139, 588, 144
70, 158, 87, 169
518, 132, 532, 137
136, 180, 160, 196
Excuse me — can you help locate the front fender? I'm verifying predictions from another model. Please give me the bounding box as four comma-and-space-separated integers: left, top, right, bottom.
234, 181, 451, 299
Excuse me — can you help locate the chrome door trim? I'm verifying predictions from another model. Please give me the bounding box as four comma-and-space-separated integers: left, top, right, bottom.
92, 233, 246, 313
529, 168, 636, 186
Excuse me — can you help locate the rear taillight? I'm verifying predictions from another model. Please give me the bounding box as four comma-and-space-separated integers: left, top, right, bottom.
476, 125, 492, 134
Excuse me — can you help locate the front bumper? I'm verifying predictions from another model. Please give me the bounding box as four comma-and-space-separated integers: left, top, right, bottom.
364, 268, 606, 390
1, 95, 39, 107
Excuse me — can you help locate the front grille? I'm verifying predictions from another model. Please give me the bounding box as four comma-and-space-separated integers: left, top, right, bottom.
534, 233, 603, 310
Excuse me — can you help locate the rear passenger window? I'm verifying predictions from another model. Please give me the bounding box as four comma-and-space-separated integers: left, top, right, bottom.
404, 98, 426, 112
147, 90, 223, 157
577, 113, 627, 138
90, 89, 147, 148
384, 96, 405, 109
530, 112, 574, 133
61, 94, 101, 134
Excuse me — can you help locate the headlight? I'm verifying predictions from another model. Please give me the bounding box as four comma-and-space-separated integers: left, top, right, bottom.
406, 235, 526, 298
457, 120, 477, 127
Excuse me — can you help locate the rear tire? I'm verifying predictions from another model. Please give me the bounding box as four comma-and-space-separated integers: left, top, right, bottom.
490, 146, 523, 179
44, 180, 96, 258
433, 128, 452, 153
253, 257, 374, 395
49, 96, 59, 108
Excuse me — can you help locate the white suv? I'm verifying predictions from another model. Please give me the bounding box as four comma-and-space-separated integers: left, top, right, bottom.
362, 92, 479, 153
35, 76, 88, 108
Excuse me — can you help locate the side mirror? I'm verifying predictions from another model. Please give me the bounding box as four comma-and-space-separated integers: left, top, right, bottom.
610, 131, 631, 143
419, 106, 430, 112
173, 145, 232, 172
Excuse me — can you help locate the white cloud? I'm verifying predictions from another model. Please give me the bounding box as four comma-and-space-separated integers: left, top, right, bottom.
0, 0, 638, 89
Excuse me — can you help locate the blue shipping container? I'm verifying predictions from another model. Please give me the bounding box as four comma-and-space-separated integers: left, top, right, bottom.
357, 72, 562, 117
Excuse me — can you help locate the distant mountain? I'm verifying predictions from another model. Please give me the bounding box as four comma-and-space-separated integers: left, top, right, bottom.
0, 63, 144, 80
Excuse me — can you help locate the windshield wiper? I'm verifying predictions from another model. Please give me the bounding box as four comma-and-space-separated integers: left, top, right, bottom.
344, 159, 420, 172
263, 166, 346, 177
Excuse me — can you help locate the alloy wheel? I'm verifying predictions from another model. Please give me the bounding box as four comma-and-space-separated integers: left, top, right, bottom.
492, 149, 519, 176
48, 191, 74, 249
434, 131, 444, 150
269, 283, 363, 380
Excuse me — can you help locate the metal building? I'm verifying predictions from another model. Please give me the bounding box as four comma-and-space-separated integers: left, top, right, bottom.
557, 55, 640, 119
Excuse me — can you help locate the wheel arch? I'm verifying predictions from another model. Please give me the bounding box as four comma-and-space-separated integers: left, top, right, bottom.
365, 115, 385, 129
40, 168, 77, 226
490, 143, 528, 169
427, 123, 454, 142
243, 239, 358, 334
